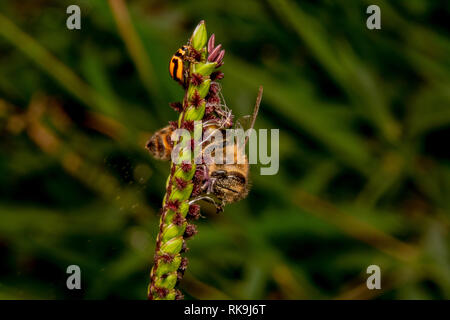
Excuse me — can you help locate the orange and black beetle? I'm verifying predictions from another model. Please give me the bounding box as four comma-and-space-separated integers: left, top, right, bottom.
169, 45, 189, 85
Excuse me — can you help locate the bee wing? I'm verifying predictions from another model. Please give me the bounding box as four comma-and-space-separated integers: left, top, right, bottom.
236, 86, 263, 146
236, 86, 263, 131
235, 115, 253, 131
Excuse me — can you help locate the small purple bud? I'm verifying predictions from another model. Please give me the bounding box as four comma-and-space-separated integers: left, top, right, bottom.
184, 224, 198, 238
179, 257, 189, 270
208, 34, 215, 53
215, 50, 225, 67
208, 44, 222, 62
181, 163, 192, 172
172, 212, 185, 226
155, 287, 168, 298
175, 290, 184, 300
210, 71, 224, 81
181, 240, 189, 253
191, 73, 204, 86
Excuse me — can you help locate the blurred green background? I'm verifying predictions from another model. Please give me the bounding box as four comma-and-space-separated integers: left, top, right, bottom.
0, 0, 449, 299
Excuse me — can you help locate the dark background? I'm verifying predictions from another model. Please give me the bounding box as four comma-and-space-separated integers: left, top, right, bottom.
0, 0, 449, 299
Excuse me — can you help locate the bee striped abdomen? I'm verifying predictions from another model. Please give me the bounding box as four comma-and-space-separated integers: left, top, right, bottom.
146, 126, 174, 161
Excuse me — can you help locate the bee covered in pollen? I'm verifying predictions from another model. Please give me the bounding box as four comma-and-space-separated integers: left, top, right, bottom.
146, 85, 263, 212
196, 86, 263, 210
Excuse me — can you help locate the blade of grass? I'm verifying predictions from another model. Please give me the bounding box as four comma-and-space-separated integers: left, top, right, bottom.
108, 0, 162, 105
226, 56, 372, 175
0, 13, 121, 119
292, 189, 420, 263
268, 0, 399, 144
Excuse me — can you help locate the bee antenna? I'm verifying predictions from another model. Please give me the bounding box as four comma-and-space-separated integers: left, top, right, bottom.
189, 196, 222, 213
245, 85, 263, 146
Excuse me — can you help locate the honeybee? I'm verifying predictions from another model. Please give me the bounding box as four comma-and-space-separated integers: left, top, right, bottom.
146, 86, 263, 210
146, 126, 174, 161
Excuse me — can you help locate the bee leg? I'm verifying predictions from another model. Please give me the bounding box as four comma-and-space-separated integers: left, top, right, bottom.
196, 164, 212, 192
197, 164, 210, 181
215, 203, 224, 214
200, 175, 215, 194
189, 196, 222, 213
189, 196, 213, 205
201, 180, 209, 192
206, 178, 216, 194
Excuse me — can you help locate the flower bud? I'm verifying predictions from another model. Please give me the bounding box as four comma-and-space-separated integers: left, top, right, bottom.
183, 102, 206, 121
155, 256, 181, 277
162, 223, 186, 242
193, 62, 216, 76
191, 20, 207, 50
160, 236, 183, 255
155, 272, 178, 290
168, 183, 194, 203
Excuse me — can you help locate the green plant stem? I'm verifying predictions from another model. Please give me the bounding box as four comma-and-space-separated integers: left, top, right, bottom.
147, 21, 215, 300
